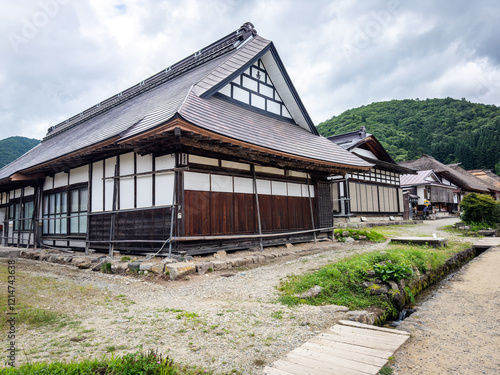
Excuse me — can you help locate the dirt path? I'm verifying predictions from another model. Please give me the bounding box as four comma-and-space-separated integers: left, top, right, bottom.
390, 245, 500, 374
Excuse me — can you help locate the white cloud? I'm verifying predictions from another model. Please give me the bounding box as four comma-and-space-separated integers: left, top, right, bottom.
0, 0, 499, 139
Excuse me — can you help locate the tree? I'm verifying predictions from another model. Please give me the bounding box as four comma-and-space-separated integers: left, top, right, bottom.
459, 193, 500, 225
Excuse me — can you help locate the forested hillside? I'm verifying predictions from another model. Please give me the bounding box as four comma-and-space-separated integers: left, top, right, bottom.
0, 136, 40, 168
317, 98, 500, 174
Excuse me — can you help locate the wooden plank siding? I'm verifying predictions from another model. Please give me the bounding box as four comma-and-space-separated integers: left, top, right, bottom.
88, 207, 172, 251
184, 190, 314, 237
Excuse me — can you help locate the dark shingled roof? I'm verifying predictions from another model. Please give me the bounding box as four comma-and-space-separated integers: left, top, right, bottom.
399, 155, 491, 193
327, 126, 415, 174
0, 23, 371, 183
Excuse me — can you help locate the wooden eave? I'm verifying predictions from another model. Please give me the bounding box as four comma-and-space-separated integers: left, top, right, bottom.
118, 117, 371, 175
354, 136, 395, 164
0, 136, 122, 184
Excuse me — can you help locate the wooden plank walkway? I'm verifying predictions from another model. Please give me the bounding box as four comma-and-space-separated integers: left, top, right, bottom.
263, 320, 409, 375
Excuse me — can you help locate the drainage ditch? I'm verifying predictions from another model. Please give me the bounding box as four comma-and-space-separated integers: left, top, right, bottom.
385, 245, 491, 327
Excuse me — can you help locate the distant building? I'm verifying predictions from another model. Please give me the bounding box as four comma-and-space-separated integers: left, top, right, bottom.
399, 154, 495, 217
400, 170, 458, 219
327, 127, 415, 222
0, 23, 372, 255
466, 169, 500, 201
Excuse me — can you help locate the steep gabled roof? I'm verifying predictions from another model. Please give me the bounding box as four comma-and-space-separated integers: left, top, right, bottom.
0, 23, 371, 185
399, 155, 490, 193
327, 126, 415, 174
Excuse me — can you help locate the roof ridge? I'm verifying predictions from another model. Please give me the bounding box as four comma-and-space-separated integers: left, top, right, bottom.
43, 23, 258, 142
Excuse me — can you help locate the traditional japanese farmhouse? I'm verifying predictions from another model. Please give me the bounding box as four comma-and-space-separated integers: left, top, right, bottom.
326, 127, 415, 221
0, 23, 372, 255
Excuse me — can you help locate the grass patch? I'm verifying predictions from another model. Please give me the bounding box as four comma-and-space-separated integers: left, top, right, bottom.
334, 228, 385, 242
278, 242, 470, 317
1, 350, 213, 374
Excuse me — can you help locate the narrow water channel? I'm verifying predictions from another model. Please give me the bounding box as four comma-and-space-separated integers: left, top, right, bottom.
385, 246, 490, 327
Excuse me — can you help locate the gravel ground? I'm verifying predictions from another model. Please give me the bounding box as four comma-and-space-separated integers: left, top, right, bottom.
1, 238, 389, 374
3, 217, 492, 374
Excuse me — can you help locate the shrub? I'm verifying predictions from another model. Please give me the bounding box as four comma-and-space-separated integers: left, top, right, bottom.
373, 263, 413, 282
460, 193, 500, 225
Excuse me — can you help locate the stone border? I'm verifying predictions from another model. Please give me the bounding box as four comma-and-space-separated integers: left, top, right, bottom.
10, 242, 342, 281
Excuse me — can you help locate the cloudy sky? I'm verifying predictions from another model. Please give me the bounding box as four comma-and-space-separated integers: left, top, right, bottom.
1, 0, 499, 140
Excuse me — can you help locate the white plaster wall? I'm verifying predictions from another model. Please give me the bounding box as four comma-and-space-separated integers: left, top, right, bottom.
91, 161, 104, 212
54, 172, 68, 188
417, 186, 425, 205
156, 173, 174, 206
43, 176, 54, 191
69, 165, 89, 185
234, 177, 254, 194
104, 157, 116, 211
156, 154, 176, 170
24, 187, 35, 196
184, 172, 210, 191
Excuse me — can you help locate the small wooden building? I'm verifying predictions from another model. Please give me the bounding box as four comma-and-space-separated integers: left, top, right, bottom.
400, 170, 458, 218
400, 155, 494, 215
0, 23, 372, 255
327, 127, 415, 221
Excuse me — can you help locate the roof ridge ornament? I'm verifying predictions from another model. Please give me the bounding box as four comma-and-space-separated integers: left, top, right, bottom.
239, 22, 257, 37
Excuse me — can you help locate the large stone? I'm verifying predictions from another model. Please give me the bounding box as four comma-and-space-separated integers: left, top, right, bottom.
387, 280, 398, 290
128, 261, 142, 272
196, 262, 214, 275
389, 288, 405, 310
296, 285, 323, 299
367, 284, 389, 295
342, 230, 350, 237
229, 258, 247, 268
77, 261, 91, 269
212, 260, 228, 271
166, 262, 196, 280
320, 305, 349, 313
151, 263, 165, 274
344, 237, 355, 243
347, 311, 375, 325
112, 262, 129, 274
139, 262, 153, 271
92, 261, 106, 272
73, 257, 92, 269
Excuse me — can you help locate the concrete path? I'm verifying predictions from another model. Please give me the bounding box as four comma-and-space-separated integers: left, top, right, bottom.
263, 320, 409, 375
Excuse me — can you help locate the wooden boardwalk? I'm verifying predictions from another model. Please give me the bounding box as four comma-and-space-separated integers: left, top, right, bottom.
263, 320, 409, 375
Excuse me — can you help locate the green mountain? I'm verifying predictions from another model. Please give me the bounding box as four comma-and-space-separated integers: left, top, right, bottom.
0, 136, 40, 168
317, 98, 500, 174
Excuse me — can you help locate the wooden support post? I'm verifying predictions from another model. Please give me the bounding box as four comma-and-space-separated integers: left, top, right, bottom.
307, 174, 317, 243
85, 163, 92, 255
109, 164, 119, 257
17, 195, 23, 248
252, 167, 263, 252
168, 171, 177, 259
